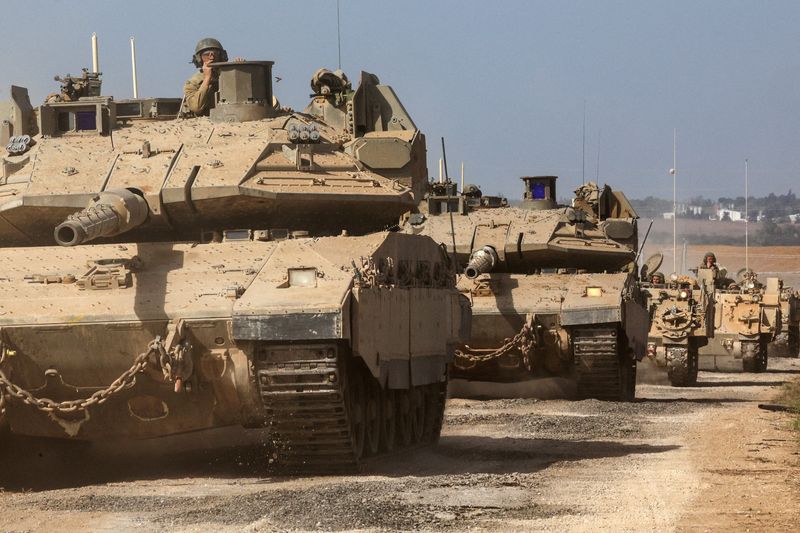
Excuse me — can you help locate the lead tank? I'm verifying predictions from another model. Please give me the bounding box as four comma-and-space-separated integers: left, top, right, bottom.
406, 176, 649, 400
0, 60, 469, 470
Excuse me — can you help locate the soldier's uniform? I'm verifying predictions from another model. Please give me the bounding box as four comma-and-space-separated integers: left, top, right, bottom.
183, 71, 218, 116
183, 37, 227, 116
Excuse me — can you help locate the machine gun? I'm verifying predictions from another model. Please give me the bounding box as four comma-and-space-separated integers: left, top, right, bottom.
53, 189, 148, 246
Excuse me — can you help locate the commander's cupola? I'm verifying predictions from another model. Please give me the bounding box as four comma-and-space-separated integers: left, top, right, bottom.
520, 176, 558, 210
209, 61, 276, 122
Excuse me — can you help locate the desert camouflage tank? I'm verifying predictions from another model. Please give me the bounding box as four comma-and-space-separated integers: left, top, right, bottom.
0, 59, 469, 470
698, 269, 781, 372
642, 255, 714, 386
405, 176, 649, 401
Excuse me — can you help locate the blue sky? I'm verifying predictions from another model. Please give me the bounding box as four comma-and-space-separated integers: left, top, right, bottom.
2, 1, 798, 201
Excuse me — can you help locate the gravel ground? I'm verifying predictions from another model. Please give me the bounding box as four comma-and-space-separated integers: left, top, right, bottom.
1, 358, 798, 532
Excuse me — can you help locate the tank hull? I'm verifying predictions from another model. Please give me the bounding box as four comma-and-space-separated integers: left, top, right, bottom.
0, 233, 467, 468
451, 272, 648, 401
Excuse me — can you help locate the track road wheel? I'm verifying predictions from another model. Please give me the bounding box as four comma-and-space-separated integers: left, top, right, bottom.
423, 382, 447, 443
688, 345, 699, 384
345, 365, 366, 460
621, 357, 637, 401
756, 337, 768, 373
789, 325, 800, 358
666, 346, 692, 387
742, 341, 759, 373
364, 380, 381, 457
379, 388, 396, 452
409, 387, 426, 444
396, 389, 413, 447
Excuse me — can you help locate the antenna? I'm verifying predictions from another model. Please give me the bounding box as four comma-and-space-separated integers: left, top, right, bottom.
596, 128, 601, 181
336, 0, 342, 70
91, 32, 100, 73
441, 137, 450, 181
130, 37, 139, 99
582, 99, 586, 185
460, 161, 464, 193
669, 128, 677, 275
745, 158, 749, 273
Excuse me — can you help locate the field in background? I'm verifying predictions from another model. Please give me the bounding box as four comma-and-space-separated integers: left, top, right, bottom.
639, 243, 800, 287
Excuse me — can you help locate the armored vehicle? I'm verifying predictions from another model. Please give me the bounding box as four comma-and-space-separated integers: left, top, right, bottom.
698, 270, 780, 372
0, 60, 469, 470
406, 176, 649, 401
774, 285, 800, 357
643, 258, 714, 387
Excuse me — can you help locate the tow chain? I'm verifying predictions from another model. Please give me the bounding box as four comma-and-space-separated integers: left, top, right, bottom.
0, 334, 184, 416
454, 316, 537, 366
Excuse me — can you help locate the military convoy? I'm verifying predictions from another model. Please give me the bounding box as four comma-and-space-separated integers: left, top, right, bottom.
642, 258, 714, 386
0, 58, 470, 470
406, 176, 649, 401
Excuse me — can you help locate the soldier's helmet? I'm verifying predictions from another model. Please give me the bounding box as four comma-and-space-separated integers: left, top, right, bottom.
702, 251, 716, 266
192, 37, 229, 67
650, 271, 665, 284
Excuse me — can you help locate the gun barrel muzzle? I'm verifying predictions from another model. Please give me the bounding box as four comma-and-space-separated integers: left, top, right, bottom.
465, 246, 499, 279
53, 189, 148, 246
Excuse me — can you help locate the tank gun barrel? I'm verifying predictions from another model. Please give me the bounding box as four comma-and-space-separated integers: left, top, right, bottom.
465, 246, 499, 279
54, 189, 148, 246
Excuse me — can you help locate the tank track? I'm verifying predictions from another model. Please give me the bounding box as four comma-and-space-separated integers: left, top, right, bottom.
789, 325, 799, 358
665, 346, 698, 387
741, 339, 768, 373
573, 327, 635, 401
254, 343, 446, 472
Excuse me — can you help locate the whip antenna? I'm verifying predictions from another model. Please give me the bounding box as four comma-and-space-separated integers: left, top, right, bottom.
337, 0, 342, 70
745, 158, 749, 273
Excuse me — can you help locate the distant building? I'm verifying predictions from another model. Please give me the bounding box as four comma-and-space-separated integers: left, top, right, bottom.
717, 208, 743, 222
662, 212, 674, 220
789, 213, 800, 223
687, 205, 704, 216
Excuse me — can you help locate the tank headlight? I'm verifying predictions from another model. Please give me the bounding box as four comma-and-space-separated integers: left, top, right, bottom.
679, 290, 689, 300
670, 273, 679, 282
288, 267, 317, 287
586, 286, 603, 297
747, 282, 755, 289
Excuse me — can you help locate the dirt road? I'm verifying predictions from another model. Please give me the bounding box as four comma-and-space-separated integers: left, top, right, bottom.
1, 359, 798, 532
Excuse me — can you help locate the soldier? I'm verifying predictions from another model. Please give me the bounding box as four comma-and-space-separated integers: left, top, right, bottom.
700, 251, 717, 270
650, 272, 665, 285
183, 38, 229, 116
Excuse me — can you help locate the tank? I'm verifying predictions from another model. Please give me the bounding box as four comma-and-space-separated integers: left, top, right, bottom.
405, 176, 649, 401
0, 61, 469, 470
642, 256, 714, 386
698, 269, 781, 372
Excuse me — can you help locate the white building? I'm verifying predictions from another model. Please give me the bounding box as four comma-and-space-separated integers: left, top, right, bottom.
717, 208, 743, 222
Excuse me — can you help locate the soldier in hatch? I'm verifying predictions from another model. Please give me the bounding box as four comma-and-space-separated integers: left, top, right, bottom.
650, 272, 665, 285
183, 38, 229, 116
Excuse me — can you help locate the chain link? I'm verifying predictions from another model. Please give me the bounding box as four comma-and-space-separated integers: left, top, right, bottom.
0, 340, 160, 416
454, 321, 537, 365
